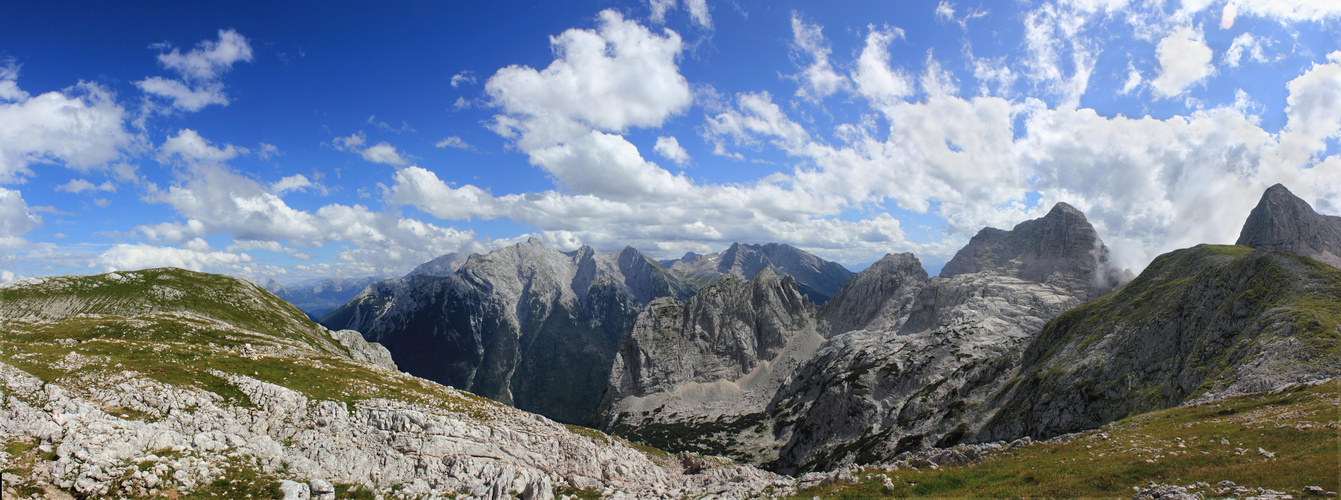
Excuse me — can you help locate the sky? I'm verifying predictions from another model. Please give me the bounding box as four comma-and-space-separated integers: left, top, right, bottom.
1, 0, 1340, 284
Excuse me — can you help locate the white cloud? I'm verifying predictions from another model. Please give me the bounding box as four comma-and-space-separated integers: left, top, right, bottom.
790, 13, 847, 102
484, 10, 693, 199
159, 129, 244, 164
647, 0, 676, 24
332, 132, 409, 165
55, 179, 115, 194
94, 243, 252, 273
1, 270, 16, 283
645, 0, 711, 28
361, 143, 408, 165
0, 188, 38, 246
1151, 26, 1215, 99
450, 71, 476, 88
654, 136, 691, 165
1020, 4, 1097, 108
368, 115, 415, 133
137, 29, 253, 112
853, 27, 913, 108
936, 1, 956, 20
1268, 58, 1341, 176
136, 78, 228, 112
685, 0, 711, 29
486, 10, 691, 134
1223, 33, 1270, 67
1221, 2, 1238, 28
258, 142, 280, 160
1120, 62, 1143, 94
1216, 0, 1341, 23
155, 29, 254, 81
270, 174, 312, 195
0, 70, 132, 183
435, 136, 470, 149
332, 132, 366, 150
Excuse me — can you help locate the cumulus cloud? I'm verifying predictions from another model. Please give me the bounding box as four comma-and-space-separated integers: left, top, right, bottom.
0, 68, 132, 183
852, 27, 913, 108
332, 132, 409, 165
1151, 26, 1215, 98
270, 174, 312, 195
485, 10, 693, 199
1020, 3, 1097, 108
159, 129, 244, 164
0, 188, 39, 246
790, 13, 847, 102
654, 136, 691, 165
137, 29, 253, 112
94, 243, 253, 272
359, 143, 409, 165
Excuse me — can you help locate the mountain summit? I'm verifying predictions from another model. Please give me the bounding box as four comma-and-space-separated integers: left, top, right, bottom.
1236, 183, 1341, 268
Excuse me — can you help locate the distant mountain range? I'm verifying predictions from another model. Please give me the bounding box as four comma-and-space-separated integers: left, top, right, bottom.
259, 276, 382, 319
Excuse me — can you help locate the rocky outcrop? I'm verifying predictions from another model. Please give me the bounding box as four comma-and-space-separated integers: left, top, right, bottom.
328, 329, 398, 372
979, 245, 1341, 442
1236, 183, 1341, 268
322, 239, 694, 425
597, 269, 823, 463
663, 243, 857, 304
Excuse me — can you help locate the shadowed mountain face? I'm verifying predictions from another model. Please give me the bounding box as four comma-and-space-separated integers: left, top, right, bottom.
322, 239, 693, 424
1236, 183, 1341, 268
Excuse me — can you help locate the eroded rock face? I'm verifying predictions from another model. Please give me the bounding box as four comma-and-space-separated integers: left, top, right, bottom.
1236, 183, 1341, 268
598, 269, 823, 463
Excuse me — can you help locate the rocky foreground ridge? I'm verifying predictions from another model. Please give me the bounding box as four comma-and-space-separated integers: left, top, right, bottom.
0, 268, 795, 499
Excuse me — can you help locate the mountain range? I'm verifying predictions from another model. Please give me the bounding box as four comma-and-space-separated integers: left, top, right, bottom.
1, 183, 1337, 498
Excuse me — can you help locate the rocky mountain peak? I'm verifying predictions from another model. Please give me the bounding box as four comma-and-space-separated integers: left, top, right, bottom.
1236, 183, 1341, 268
820, 252, 930, 335
940, 202, 1120, 297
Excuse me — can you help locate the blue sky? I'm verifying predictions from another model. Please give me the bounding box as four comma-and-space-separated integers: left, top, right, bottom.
1, 0, 1339, 284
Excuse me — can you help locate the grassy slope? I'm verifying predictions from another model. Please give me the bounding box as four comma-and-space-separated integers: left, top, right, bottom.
796, 378, 1340, 498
